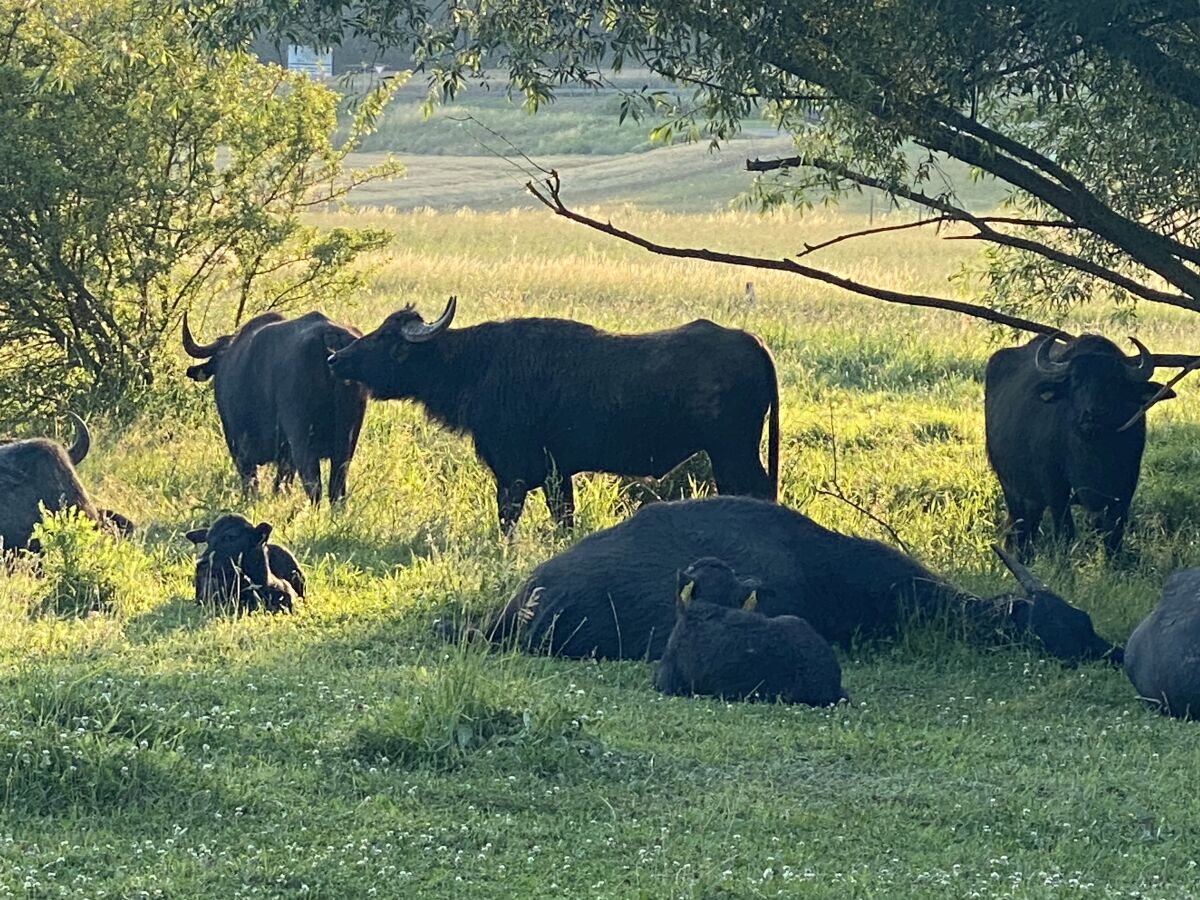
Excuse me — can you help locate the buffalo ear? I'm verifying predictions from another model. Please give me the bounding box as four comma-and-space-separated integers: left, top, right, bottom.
677, 577, 695, 607
186, 362, 214, 382
185, 528, 209, 545
1139, 381, 1177, 404
254, 522, 273, 545
1035, 382, 1065, 403
742, 590, 759, 612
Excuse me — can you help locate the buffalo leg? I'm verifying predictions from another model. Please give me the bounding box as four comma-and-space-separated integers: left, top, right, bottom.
274, 457, 296, 493
543, 472, 575, 528
1100, 504, 1129, 556
236, 458, 260, 496
710, 447, 772, 499
496, 479, 529, 536
293, 447, 323, 504
1048, 498, 1076, 550
329, 393, 365, 503
1002, 497, 1042, 560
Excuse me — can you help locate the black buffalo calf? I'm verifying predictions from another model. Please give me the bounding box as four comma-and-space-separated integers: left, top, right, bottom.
186, 515, 305, 613
654, 558, 846, 706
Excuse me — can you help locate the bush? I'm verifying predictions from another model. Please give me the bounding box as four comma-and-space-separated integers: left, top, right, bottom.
30, 507, 144, 618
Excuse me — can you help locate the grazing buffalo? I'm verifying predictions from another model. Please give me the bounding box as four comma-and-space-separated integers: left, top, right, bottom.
327, 298, 780, 533
0, 414, 133, 551
654, 558, 847, 706
1124, 569, 1200, 718
472, 496, 1118, 663
985, 333, 1175, 557
183, 311, 368, 503
185, 514, 304, 613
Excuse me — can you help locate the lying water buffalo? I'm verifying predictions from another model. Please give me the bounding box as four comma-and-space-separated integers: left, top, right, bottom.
183, 311, 368, 503
474, 496, 1118, 664
1124, 569, 1200, 718
0, 414, 133, 551
654, 558, 847, 706
185, 514, 304, 613
985, 333, 1174, 557
327, 298, 779, 533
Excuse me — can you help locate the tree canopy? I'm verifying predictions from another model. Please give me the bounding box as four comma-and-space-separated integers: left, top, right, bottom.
0, 0, 400, 421
233, 0, 1200, 343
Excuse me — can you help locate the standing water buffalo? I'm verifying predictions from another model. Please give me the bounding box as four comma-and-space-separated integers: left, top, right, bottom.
327, 298, 780, 533
654, 557, 847, 706
471, 496, 1118, 664
183, 311, 368, 503
985, 333, 1175, 557
0, 414, 133, 551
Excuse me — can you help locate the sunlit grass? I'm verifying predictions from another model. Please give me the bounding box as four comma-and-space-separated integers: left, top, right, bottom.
4, 208, 1200, 897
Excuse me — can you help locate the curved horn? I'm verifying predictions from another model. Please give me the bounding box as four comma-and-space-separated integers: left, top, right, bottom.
401, 296, 457, 343
1033, 332, 1071, 379
1124, 336, 1154, 382
182, 311, 223, 358
992, 543, 1043, 596
66, 411, 90, 465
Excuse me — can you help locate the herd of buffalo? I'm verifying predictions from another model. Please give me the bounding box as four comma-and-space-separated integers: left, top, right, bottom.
4, 299, 1200, 718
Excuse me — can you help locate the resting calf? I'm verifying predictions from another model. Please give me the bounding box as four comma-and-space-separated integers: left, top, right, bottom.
185, 515, 304, 613
654, 558, 846, 706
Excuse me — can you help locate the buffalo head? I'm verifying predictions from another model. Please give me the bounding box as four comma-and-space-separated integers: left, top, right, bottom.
181, 311, 233, 382
186, 514, 293, 612
993, 544, 1121, 665
327, 296, 457, 396
676, 557, 762, 612
1033, 333, 1174, 435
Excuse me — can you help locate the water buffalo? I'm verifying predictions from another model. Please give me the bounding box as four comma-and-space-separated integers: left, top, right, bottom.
654, 558, 847, 705
0, 414, 133, 551
327, 298, 779, 533
185, 514, 304, 613
183, 310, 368, 503
984, 333, 1175, 557
472, 496, 1118, 664
1124, 569, 1200, 718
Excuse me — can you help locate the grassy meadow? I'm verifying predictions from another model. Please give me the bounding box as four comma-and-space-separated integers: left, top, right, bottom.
7, 206, 1200, 897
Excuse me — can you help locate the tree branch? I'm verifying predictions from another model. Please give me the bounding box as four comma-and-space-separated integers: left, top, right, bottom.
525, 171, 1060, 335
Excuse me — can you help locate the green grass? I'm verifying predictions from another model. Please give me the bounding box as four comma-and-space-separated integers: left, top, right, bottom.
338, 70, 1012, 213
5, 207, 1200, 897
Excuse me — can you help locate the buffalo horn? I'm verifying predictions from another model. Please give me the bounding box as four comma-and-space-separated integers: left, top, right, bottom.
992, 543, 1043, 596
1124, 336, 1154, 381
1033, 332, 1071, 379
66, 411, 90, 466
181, 311, 223, 358
401, 296, 457, 343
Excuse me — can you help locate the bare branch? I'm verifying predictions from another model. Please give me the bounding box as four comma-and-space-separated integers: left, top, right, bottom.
777, 156, 1197, 310
1118, 358, 1200, 432
796, 215, 1080, 258
817, 405, 912, 555
526, 171, 1060, 335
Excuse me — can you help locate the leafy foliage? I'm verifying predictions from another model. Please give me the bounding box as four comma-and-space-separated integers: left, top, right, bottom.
29, 506, 143, 617
0, 0, 401, 421
239, 0, 1200, 330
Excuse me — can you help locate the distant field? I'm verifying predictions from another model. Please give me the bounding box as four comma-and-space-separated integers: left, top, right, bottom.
5, 207, 1200, 898
340, 71, 1012, 213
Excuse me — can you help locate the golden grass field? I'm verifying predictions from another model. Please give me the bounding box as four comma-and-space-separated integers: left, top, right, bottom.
6, 203, 1200, 897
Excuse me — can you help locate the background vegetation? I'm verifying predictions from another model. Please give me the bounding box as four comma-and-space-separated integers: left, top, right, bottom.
5, 208, 1200, 897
